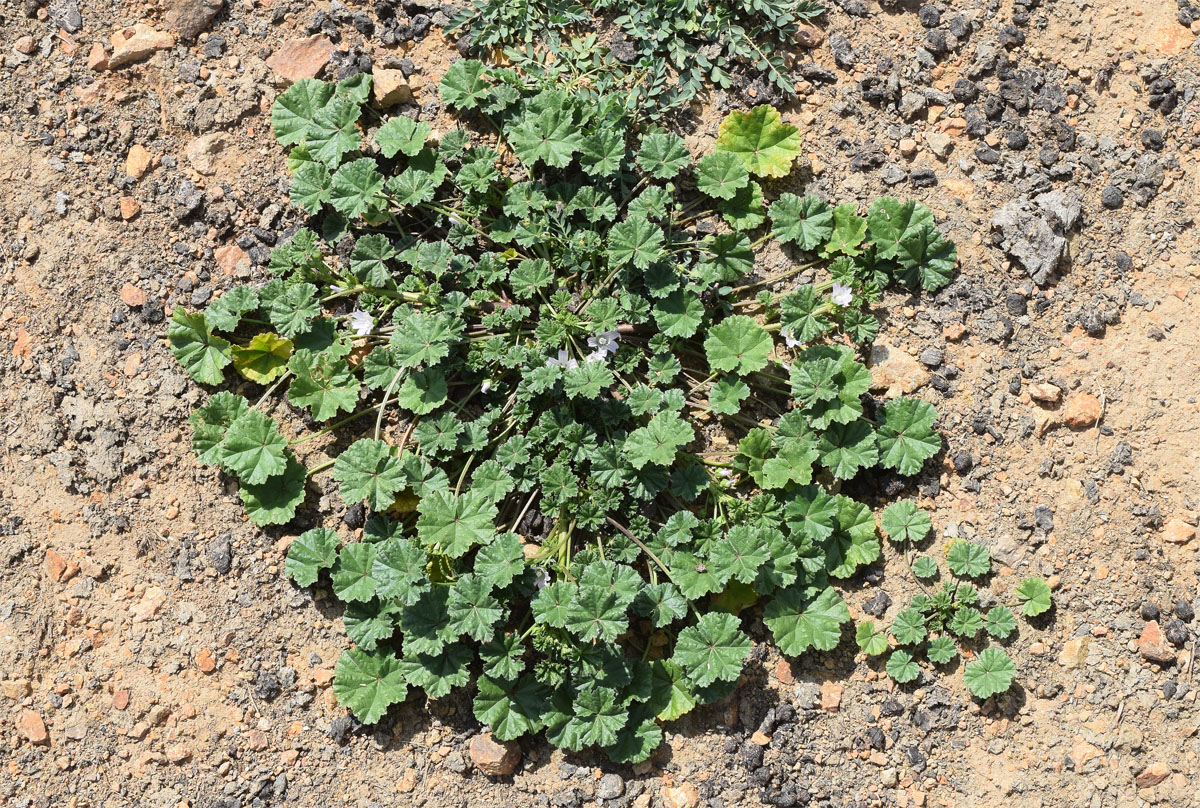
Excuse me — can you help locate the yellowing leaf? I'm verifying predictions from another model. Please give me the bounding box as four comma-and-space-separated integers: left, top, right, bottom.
232, 332, 294, 383
715, 105, 803, 179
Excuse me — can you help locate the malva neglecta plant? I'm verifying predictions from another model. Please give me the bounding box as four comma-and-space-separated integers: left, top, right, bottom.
169, 62, 1042, 762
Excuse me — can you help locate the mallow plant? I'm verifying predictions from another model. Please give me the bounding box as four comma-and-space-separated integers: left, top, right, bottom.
169, 61, 993, 762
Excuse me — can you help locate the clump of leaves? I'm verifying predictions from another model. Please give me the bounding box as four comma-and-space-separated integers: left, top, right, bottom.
451, 0, 826, 116
864, 505, 1054, 698
171, 68, 956, 762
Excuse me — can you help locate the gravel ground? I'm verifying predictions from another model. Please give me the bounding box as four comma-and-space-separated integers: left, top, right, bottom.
1, 0, 1198, 806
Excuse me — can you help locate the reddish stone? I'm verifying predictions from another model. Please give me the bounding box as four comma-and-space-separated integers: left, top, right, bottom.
266, 36, 333, 83
17, 711, 49, 745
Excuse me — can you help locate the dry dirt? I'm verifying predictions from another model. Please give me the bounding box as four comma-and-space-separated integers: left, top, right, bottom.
1, 0, 1199, 807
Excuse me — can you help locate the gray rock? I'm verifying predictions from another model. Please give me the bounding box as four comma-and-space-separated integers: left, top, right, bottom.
991, 191, 1081, 285
166, 0, 224, 40
596, 773, 624, 800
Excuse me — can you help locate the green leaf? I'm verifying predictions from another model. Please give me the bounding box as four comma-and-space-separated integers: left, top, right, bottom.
632, 583, 687, 628
1015, 577, 1052, 617
287, 350, 360, 421
763, 584, 850, 655
474, 532, 525, 588
440, 60, 489, 110
231, 332, 293, 384
273, 78, 336, 146
401, 644, 472, 698
877, 398, 941, 476
946, 541, 990, 578
447, 573, 503, 642
376, 116, 432, 158
672, 613, 750, 687
984, 606, 1018, 639
332, 647, 408, 724
332, 542, 377, 602
708, 525, 772, 586
699, 232, 755, 281
564, 585, 629, 643
719, 180, 766, 232
714, 105, 803, 178
637, 133, 690, 179
821, 203, 869, 257
817, 421, 878, 480
219, 410, 288, 485
963, 648, 1015, 699
169, 310, 232, 385
760, 437, 818, 490
262, 282, 320, 338
334, 438, 405, 510
911, 556, 938, 580
771, 194, 834, 250
396, 368, 448, 415
416, 490, 497, 558
508, 108, 583, 168
880, 501, 932, 544
623, 411, 694, 469
653, 290, 705, 339
372, 538, 428, 605
189, 392, 248, 466
605, 706, 663, 764
290, 161, 332, 213
693, 151, 749, 201
896, 223, 957, 291
307, 95, 363, 167
856, 621, 888, 656
329, 157, 385, 219
607, 216, 665, 270
509, 258, 554, 299
285, 527, 339, 587
344, 597, 398, 652
709, 376, 750, 417
401, 587, 455, 656
239, 454, 307, 525
926, 635, 958, 664
473, 675, 549, 741
390, 310, 460, 368
551, 686, 628, 751
205, 286, 260, 332
480, 634, 526, 680
885, 649, 920, 684
949, 606, 984, 638
704, 315, 772, 375
866, 197, 934, 259
532, 580, 577, 628
648, 660, 697, 722
891, 608, 927, 645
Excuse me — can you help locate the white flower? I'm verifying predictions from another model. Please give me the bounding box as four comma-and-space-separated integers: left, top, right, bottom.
533, 568, 550, 590
587, 330, 620, 357
782, 328, 803, 349
480, 380, 492, 394
348, 309, 373, 336
545, 350, 578, 370
447, 211, 465, 227
586, 350, 607, 363
831, 282, 853, 306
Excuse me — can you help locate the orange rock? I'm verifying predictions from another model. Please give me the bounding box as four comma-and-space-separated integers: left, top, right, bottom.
469, 732, 521, 776
1153, 25, 1194, 56
119, 283, 147, 307
1063, 392, 1101, 428
280, 749, 300, 766
17, 711, 49, 745
109, 23, 174, 69
1137, 621, 1175, 664
397, 768, 418, 792
166, 745, 191, 763
112, 690, 130, 710
943, 322, 967, 341
1163, 518, 1195, 545
45, 549, 69, 582
266, 36, 334, 83
820, 681, 842, 712
794, 25, 824, 48
774, 658, 795, 685
661, 783, 700, 808
87, 42, 108, 70
214, 244, 249, 275
196, 648, 217, 673
119, 196, 141, 220
1135, 762, 1170, 788
1028, 383, 1061, 404
372, 67, 412, 107
125, 144, 152, 179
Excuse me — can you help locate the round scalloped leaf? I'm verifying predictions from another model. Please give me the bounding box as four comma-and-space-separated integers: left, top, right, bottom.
1015, 577, 1053, 617
763, 583, 850, 656
285, 527, 339, 587
714, 105, 803, 178
946, 540, 991, 579
239, 454, 307, 526
963, 648, 1015, 699
885, 649, 919, 684
880, 501, 932, 544
672, 613, 750, 688
169, 310, 232, 385
855, 621, 888, 656
332, 647, 408, 724
232, 332, 293, 384
926, 635, 958, 664
693, 151, 749, 200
